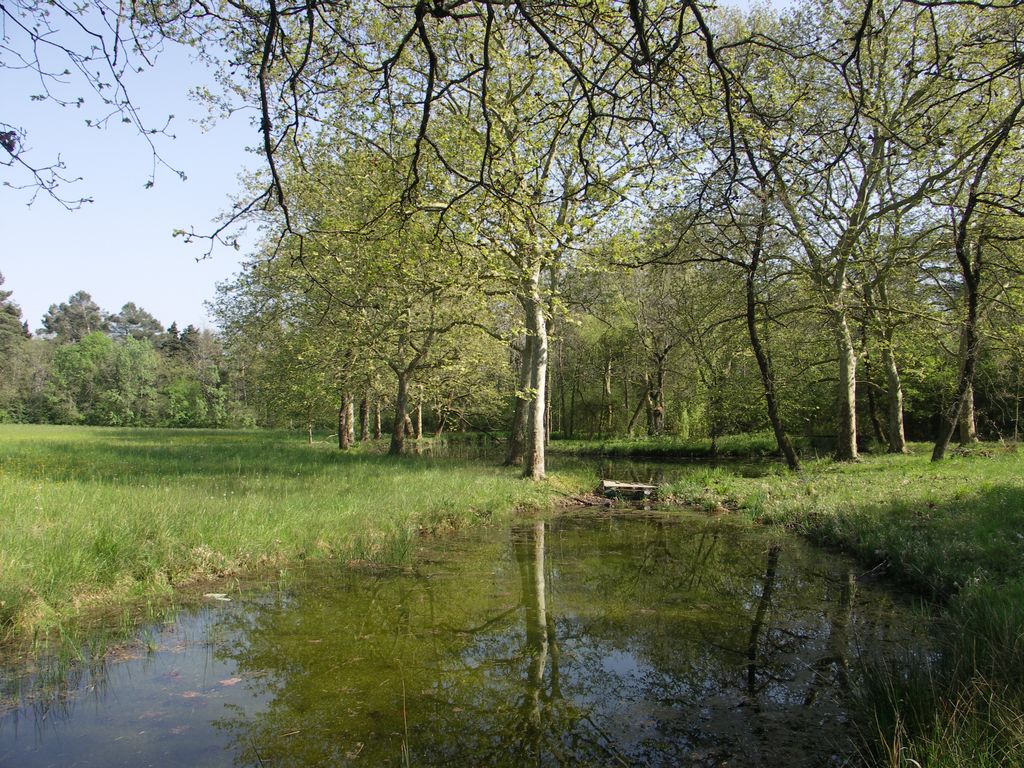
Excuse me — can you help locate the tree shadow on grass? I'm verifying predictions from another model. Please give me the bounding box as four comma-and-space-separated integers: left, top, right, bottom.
800, 482, 1024, 597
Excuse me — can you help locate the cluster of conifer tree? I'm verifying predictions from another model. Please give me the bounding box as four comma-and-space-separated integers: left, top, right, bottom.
0, 276, 245, 427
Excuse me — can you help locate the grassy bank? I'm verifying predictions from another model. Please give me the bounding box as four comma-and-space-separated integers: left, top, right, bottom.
0, 425, 590, 650
659, 442, 1024, 596
549, 430, 809, 459
656, 441, 1024, 767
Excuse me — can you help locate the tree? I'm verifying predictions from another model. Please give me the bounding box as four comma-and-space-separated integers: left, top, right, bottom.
932, 99, 1024, 460
717, 0, 1020, 460
45, 331, 157, 425
38, 290, 108, 342
0, 273, 30, 418
108, 302, 164, 341
0, 273, 28, 355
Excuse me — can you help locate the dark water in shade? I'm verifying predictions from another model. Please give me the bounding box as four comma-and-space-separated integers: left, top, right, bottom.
0, 512, 929, 768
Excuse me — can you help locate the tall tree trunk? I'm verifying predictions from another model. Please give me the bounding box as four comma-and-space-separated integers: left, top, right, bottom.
648, 356, 667, 435
934, 249, 983, 461
869, 282, 908, 454
601, 358, 612, 438
860, 285, 886, 448
359, 397, 370, 441
345, 394, 355, 446
567, 365, 578, 440
933, 99, 1020, 460
834, 309, 859, 461
863, 356, 887, 447
338, 394, 351, 450
626, 387, 647, 437
959, 382, 978, 444
934, 296, 980, 460
374, 401, 382, 440
389, 373, 410, 456
556, 339, 566, 439
644, 372, 655, 435
880, 336, 907, 453
622, 364, 629, 413
415, 399, 423, 440
505, 336, 533, 466
544, 357, 552, 447
522, 272, 548, 481
745, 240, 800, 470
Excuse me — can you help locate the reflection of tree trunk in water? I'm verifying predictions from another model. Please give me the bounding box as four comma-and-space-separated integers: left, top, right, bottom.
683, 531, 718, 591
803, 569, 856, 706
515, 520, 550, 751
746, 545, 781, 698
644, 520, 675, 569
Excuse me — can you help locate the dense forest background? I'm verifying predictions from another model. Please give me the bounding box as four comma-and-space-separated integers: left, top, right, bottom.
2, 0, 1022, 471
3, 236, 1021, 448
0, 281, 243, 428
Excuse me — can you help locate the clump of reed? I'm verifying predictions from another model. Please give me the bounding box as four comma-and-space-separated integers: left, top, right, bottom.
855, 582, 1024, 767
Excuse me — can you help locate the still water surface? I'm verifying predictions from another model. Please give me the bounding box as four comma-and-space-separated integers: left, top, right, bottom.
1, 512, 927, 767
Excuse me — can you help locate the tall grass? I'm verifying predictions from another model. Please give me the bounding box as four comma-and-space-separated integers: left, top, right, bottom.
856, 583, 1024, 768
0, 425, 590, 649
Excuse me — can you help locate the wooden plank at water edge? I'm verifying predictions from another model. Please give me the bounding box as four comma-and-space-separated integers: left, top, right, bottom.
599, 480, 657, 500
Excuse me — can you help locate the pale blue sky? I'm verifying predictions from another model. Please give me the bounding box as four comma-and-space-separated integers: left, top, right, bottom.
2, 40, 256, 332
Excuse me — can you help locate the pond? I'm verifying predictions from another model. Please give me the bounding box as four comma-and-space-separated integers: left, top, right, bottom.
0, 509, 928, 767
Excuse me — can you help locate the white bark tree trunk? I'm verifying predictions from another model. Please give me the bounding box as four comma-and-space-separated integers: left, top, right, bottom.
522, 269, 547, 481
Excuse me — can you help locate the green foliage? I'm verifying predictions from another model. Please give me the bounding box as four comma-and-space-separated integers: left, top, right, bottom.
0, 273, 29, 421
38, 291, 107, 342
1, 285, 250, 429
108, 302, 164, 341
44, 332, 158, 426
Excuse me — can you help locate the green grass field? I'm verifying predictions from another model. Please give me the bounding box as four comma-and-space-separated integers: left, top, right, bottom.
0, 425, 590, 648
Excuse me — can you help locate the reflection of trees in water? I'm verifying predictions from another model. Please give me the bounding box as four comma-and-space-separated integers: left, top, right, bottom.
553, 521, 911, 767
803, 568, 855, 706
515, 520, 551, 744
746, 544, 780, 698
177, 518, 925, 767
